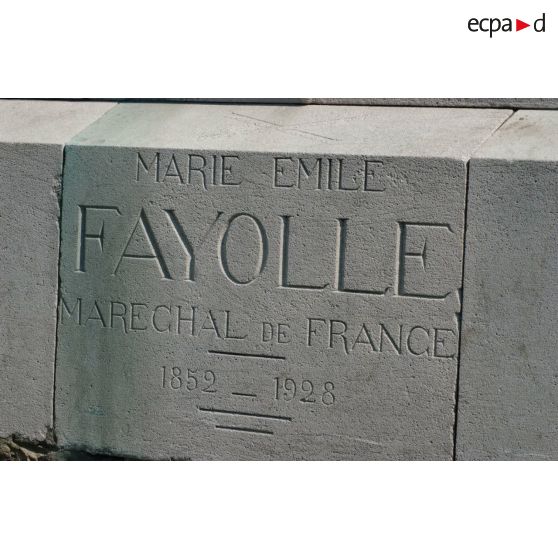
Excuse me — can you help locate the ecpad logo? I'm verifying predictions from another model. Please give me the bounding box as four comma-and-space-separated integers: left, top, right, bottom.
468, 13, 546, 37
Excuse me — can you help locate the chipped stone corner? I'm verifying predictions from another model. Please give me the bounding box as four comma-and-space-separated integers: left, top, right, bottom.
0, 431, 126, 461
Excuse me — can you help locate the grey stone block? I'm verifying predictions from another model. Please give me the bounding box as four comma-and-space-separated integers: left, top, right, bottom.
0, 100, 116, 441
56, 103, 510, 459
457, 110, 558, 459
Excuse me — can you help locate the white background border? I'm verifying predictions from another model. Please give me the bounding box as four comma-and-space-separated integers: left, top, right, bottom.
2, 462, 557, 557
1, 1, 555, 97
1, 1, 557, 555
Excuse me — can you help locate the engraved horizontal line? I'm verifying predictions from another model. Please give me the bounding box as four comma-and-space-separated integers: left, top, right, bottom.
208, 349, 285, 361
215, 425, 274, 436
198, 406, 292, 422
230, 112, 337, 141
232, 392, 257, 398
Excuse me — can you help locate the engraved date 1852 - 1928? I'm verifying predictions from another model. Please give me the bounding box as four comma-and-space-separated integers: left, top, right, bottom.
161, 365, 336, 406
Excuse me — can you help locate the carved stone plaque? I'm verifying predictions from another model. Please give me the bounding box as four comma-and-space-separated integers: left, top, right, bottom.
55, 104, 509, 459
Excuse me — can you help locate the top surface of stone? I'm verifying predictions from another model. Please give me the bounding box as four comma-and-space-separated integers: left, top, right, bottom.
126, 98, 558, 109
0, 100, 116, 144
71, 103, 511, 159
304, 99, 558, 109
473, 110, 558, 161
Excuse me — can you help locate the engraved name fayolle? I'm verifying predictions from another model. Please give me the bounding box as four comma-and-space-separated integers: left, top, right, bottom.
75, 204, 455, 300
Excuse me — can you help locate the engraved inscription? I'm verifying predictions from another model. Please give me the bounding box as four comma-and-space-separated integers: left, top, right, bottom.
273, 378, 335, 405
58, 145, 465, 458
135, 152, 389, 193
74, 204, 457, 300
161, 366, 217, 392
136, 152, 242, 188
59, 297, 458, 360
273, 157, 386, 191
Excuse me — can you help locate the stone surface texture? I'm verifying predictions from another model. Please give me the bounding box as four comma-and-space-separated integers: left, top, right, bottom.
0, 100, 116, 441
457, 110, 558, 459
55, 104, 510, 459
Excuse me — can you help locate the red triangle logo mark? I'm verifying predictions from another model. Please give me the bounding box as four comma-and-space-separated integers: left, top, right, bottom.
516, 19, 530, 31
